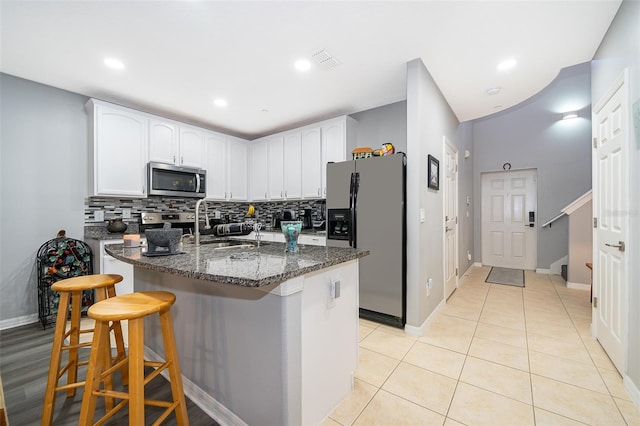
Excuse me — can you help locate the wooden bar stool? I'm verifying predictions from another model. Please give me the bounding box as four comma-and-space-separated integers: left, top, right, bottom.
41, 274, 127, 426
79, 291, 189, 426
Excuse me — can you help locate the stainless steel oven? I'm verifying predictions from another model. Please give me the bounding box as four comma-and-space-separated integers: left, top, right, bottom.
147, 162, 206, 198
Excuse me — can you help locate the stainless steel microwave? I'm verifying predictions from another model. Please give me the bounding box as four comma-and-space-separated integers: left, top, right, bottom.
147, 162, 206, 198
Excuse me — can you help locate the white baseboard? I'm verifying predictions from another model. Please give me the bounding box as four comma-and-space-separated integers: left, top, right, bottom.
473, 262, 483, 268
550, 255, 568, 275
462, 264, 475, 277
404, 299, 445, 337
536, 268, 551, 274
144, 347, 247, 426
624, 375, 640, 411
0, 314, 38, 331
567, 282, 591, 292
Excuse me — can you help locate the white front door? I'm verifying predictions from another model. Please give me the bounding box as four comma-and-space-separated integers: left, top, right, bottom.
593, 70, 629, 374
481, 169, 537, 270
444, 139, 458, 299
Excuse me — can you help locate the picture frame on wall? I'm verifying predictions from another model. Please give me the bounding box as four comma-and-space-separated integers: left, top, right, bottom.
427, 154, 439, 190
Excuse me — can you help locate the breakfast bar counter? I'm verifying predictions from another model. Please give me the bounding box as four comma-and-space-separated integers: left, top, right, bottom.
106, 242, 368, 426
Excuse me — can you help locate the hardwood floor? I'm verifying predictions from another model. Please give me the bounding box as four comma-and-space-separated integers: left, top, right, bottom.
0, 323, 218, 425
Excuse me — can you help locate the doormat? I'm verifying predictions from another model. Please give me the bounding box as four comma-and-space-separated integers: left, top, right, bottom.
486, 267, 525, 287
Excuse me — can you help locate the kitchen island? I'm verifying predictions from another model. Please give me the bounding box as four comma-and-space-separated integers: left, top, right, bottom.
106, 241, 368, 426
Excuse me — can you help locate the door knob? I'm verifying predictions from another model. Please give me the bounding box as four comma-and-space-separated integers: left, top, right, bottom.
605, 241, 625, 252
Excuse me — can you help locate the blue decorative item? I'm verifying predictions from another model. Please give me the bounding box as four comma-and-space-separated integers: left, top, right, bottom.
281, 221, 302, 253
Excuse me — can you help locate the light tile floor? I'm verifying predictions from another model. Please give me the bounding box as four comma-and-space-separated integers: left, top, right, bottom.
322, 266, 640, 425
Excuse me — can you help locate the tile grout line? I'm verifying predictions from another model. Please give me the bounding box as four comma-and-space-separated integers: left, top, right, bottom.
442, 274, 491, 424
549, 275, 631, 425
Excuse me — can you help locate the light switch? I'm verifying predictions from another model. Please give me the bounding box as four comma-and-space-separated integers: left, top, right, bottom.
420, 208, 425, 223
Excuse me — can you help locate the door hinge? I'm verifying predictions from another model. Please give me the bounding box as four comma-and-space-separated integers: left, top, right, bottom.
593, 297, 598, 308
593, 137, 597, 148
593, 217, 598, 228
455, 268, 458, 276
456, 217, 458, 224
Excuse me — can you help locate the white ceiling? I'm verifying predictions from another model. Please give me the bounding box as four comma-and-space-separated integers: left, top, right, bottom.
1, 1, 621, 140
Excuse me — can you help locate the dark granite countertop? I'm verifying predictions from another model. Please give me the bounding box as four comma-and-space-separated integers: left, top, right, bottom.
85, 224, 140, 240
105, 242, 367, 288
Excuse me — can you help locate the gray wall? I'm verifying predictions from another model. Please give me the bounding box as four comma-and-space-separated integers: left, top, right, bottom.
0, 74, 90, 326
472, 62, 593, 270
406, 58, 464, 330
349, 101, 407, 155
456, 121, 474, 276
567, 200, 592, 285
591, 0, 640, 400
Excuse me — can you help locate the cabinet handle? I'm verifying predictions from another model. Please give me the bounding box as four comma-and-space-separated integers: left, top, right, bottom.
281, 191, 283, 197
317, 188, 320, 196
181, 156, 184, 164
265, 192, 267, 199
285, 191, 287, 197
173, 155, 176, 163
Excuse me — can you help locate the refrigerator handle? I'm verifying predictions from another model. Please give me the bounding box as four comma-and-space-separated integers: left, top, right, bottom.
351, 172, 360, 248
348, 173, 355, 247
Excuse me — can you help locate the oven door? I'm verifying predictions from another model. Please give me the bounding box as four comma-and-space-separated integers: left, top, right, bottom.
148, 162, 206, 197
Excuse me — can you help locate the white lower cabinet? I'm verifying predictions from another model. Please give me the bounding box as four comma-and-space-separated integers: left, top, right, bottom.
88, 239, 134, 295
298, 234, 326, 246
231, 232, 324, 246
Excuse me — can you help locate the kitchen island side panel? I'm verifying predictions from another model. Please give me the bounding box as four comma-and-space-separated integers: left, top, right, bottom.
136, 267, 302, 426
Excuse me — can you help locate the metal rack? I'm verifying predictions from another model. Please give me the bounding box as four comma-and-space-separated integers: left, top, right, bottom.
36, 237, 94, 329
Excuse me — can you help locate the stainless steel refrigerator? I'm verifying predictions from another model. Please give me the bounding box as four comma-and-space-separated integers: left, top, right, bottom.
326, 154, 406, 327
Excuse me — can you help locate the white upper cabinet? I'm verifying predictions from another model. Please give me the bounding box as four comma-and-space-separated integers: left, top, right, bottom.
250, 138, 269, 201
283, 131, 302, 199
179, 126, 206, 168
227, 137, 248, 201
267, 135, 285, 200
206, 133, 249, 201
301, 126, 322, 198
88, 100, 148, 197
321, 117, 356, 197
149, 119, 205, 169
148, 119, 178, 164
205, 131, 227, 200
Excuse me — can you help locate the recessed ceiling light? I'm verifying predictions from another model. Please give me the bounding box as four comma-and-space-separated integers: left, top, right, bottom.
104, 57, 125, 70
497, 58, 517, 71
486, 87, 502, 96
213, 99, 228, 107
294, 59, 311, 72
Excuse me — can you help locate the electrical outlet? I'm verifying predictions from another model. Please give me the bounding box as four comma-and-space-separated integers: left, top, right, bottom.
420, 208, 425, 223
94, 210, 104, 221
467, 251, 472, 261
426, 278, 432, 296
122, 208, 131, 219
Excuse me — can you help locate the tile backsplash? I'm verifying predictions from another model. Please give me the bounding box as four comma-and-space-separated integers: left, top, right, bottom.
85, 197, 326, 228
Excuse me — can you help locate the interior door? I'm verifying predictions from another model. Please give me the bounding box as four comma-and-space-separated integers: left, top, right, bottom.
593, 70, 629, 374
444, 139, 458, 299
481, 169, 537, 270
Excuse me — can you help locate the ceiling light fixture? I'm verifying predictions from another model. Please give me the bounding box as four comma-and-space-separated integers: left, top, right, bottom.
294, 59, 311, 72
486, 87, 502, 96
562, 111, 578, 120
497, 58, 517, 71
213, 99, 228, 107
104, 57, 125, 70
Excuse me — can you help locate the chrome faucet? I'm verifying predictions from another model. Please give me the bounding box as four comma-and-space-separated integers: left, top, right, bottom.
194, 199, 211, 246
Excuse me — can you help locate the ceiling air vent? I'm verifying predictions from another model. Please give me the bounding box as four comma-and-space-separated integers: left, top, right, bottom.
312, 49, 341, 70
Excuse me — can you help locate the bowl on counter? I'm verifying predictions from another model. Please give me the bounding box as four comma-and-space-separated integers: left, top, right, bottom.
144, 225, 183, 254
